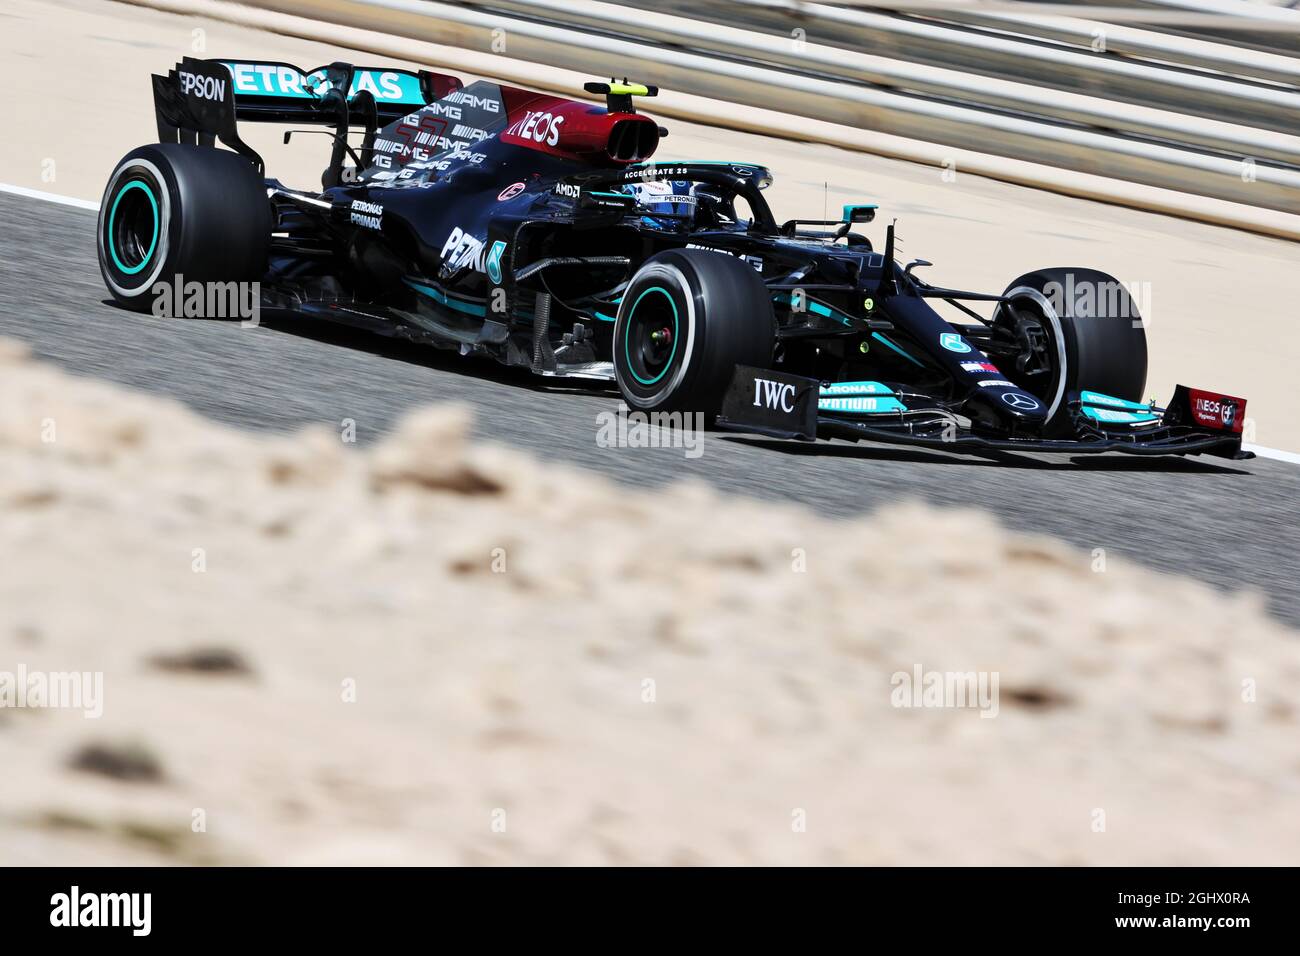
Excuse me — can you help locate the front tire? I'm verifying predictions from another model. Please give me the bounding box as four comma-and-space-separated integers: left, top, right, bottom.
97, 144, 270, 312
613, 249, 775, 417
992, 267, 1148, 436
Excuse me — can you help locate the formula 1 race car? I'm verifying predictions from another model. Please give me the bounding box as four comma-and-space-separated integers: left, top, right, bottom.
97, 57, 1251, 458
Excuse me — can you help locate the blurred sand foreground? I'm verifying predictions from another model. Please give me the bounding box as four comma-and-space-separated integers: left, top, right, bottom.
2, 338, 1299, 865
2, 0, 1299, 451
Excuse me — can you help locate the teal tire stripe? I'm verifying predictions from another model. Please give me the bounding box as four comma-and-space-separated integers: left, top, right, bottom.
107, 180, 159, 276
623, 286, 679, 386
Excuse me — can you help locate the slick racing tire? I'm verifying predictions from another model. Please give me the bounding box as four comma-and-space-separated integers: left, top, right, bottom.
614, 248, 776, 416
97, 144, 271, 313
992, 266, 1148, 437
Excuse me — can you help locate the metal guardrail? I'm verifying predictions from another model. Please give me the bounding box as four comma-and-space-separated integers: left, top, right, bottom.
246, 0, 1298, 216
586, 0, 1300, 130
465, 0, 1300, 165
1048, 0, 1300, 57
928, 8, 1300, 86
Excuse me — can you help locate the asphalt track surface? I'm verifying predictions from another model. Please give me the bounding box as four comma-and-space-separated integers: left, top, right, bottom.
4, 191, 1298, 625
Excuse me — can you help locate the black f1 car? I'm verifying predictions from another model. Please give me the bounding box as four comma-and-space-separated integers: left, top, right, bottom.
97, 56, 1250, 458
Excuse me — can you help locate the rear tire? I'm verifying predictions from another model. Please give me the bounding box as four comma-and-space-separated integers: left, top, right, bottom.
613, 249, 775, 417
97, 144, 270, 312
993, 267, 1148, 436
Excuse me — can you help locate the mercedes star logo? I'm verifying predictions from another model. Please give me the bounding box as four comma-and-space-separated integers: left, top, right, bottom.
1002, 392, 1041, 411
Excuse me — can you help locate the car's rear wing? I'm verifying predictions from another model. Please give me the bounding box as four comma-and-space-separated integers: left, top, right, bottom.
215, 59, 461, 123
152, 57, 462, 182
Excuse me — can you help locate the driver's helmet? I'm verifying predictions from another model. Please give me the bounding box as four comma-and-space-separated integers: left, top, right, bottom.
621, 179, 697, 228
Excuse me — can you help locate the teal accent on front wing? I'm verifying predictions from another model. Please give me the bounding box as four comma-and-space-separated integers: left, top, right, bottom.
107, 180, 159, 276
1081, 406, 1160, 425
1080, 390, 1151, 411
818, 395, 907, 415
1079, 390, 1160, 425
403, 278, 487, 317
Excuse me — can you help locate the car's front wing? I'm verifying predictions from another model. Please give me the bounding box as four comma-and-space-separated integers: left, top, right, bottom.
715, 366, 1253, 460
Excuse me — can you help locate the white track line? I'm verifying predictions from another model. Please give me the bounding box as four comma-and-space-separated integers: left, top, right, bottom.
1244, 444, 1300, 466
0, 182, 100, 211
3, 181, 1298, 467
